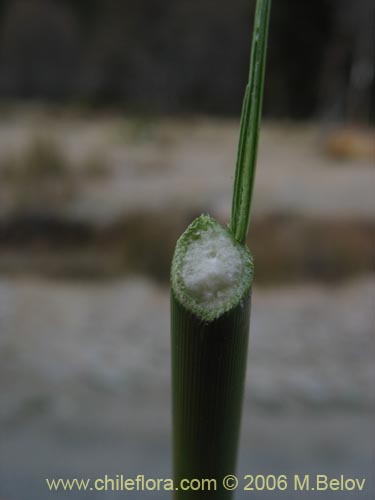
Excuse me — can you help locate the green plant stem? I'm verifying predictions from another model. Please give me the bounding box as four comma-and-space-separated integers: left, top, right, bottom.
171, 1, 271, 497
171, 291, 251, 499
230, 0, 271, 244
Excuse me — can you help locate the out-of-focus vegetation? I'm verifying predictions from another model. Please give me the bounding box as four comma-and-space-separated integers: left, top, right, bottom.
0, 136, 109, 212
0, 0, 373, 121
0, 2, 373, 284
0, 119, 373, 284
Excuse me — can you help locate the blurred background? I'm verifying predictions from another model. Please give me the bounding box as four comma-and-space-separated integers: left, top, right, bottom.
0, 0, 374, 499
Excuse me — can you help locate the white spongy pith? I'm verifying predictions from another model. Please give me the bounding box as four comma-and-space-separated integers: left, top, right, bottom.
182, 226, 243, 309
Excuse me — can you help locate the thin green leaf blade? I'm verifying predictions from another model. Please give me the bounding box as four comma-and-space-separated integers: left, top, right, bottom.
230, 0, 271, 244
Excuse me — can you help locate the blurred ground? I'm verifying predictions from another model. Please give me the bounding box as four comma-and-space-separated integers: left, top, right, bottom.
0, 277, 374, 499
0, 108, 374, 499
0, 109, 374, 282
1, 109, 374, 221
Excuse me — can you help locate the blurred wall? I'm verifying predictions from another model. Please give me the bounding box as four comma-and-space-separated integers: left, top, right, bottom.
0, 0, 373, 121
